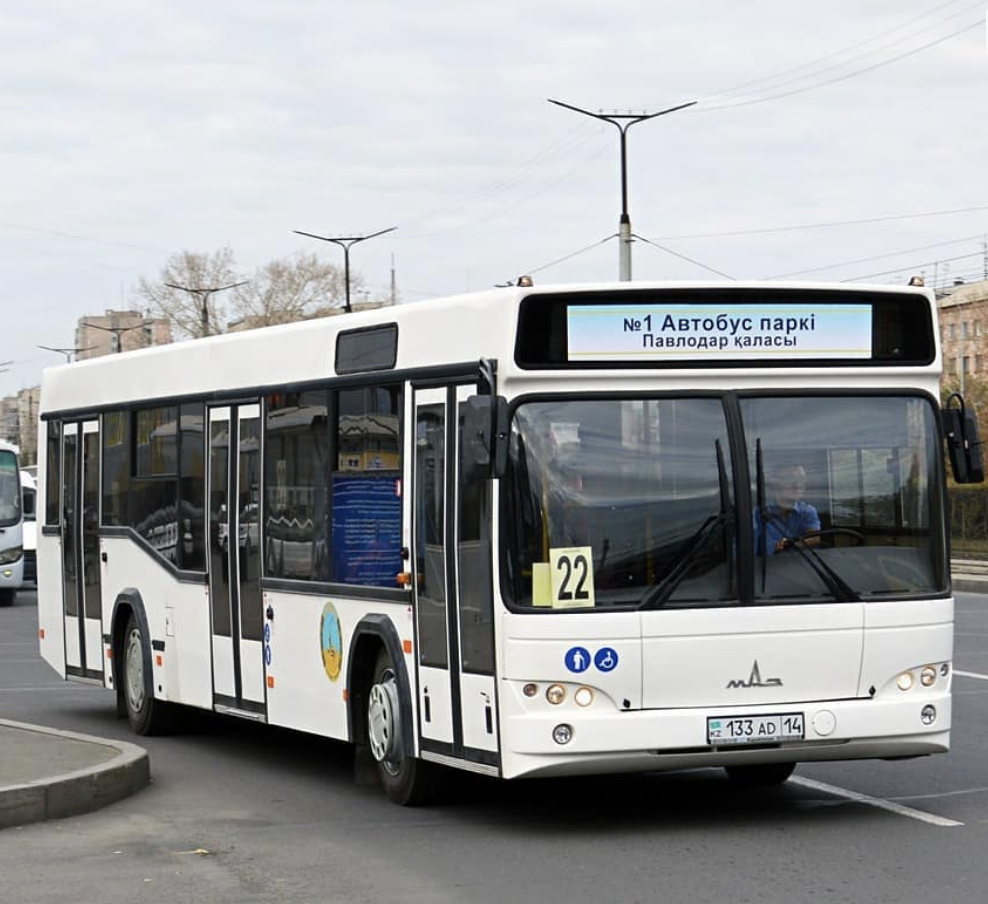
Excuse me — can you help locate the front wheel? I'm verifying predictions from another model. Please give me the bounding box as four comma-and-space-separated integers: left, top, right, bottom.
122, 613, 174, 735
724, 762, 796, 787
0, 589, 14, 607
367, 648, 438, 805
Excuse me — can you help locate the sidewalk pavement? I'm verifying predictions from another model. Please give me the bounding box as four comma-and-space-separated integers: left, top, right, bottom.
0, 719, 149, 830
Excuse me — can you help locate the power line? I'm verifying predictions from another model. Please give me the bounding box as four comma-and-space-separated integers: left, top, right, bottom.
770, 233, 987, 279
692, 1, 981, 110
652, 204, 988, 241
396, 123, 599, 232
697, 19, 981, 111
521, 233, 619, 277
686, 0, 972, 106
400, 135, 613, 240
633, 234, 735, 279
843, 249, 984, 282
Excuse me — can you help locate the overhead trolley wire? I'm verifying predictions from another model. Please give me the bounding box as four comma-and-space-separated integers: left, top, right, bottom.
686, 0, 974, 106
689, 1, 982, 110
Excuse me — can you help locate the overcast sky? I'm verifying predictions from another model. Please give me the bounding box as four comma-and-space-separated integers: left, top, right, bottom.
2, 0, 986, 396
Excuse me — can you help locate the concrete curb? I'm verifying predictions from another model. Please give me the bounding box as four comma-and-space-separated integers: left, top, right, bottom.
0, 719, 149, 830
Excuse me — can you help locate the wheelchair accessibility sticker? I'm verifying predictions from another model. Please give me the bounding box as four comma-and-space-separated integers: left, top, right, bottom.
564, 646, 619, 674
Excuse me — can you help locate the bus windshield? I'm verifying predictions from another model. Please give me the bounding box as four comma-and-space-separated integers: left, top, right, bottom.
503, 395, 943, 609
0, 450, 21, 527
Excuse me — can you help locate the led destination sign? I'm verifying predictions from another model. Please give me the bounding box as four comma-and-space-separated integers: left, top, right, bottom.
566, 303, 873, 362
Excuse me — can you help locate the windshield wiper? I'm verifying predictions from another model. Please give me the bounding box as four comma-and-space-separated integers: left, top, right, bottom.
640, 513, 732, 609
641, 440, 733, 610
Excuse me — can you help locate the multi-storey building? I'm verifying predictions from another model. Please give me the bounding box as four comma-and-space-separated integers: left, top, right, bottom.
75, 310, 172, 359
937, 279, 988, 392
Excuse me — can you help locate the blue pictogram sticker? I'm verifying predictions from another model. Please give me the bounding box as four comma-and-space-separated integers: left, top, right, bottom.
564, 646, 591, 673
594, 647, 619, 672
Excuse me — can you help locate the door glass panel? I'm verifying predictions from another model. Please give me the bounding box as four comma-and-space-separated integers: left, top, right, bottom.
82, 429, 102, 619
62, 429, 79, 617
238, 415, 263, 642
457, 394, 493, 674
209, 418, 232, 637
416, 401, 447, 667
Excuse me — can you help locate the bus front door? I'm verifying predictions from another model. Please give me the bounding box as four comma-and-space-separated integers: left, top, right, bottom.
207, 405, 266, 716
60, 420, 104, 681
412, 385, 500, 775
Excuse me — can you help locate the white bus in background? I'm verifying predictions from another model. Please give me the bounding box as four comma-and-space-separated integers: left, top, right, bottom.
35, 280, 984, 804
0, 439, 24, 606
20, 469, 38, 586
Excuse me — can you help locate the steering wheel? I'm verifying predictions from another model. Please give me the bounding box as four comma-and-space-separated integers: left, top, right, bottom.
800, 527, 865, 547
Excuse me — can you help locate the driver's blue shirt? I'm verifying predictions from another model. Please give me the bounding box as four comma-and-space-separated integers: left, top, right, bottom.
754, 501, 820, 555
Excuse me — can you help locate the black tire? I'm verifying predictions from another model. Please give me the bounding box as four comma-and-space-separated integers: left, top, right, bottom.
121, 613, 174, 735
0, 589, 14, 607
725, 762, 796, 787
367, 648, 439, 806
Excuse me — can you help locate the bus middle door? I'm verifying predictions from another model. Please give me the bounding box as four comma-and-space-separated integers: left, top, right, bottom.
207, 404, 266, 717
412, 385, 500, 775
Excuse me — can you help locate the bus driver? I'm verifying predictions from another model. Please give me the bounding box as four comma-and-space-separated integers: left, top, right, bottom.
756, 463, 821, 555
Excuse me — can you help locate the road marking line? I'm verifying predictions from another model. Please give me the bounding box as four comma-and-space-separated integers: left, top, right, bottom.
790, 776, 964, 827
955, 670, 988, 680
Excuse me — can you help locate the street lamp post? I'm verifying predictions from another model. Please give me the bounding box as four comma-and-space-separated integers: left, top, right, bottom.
37, 345, 94, 363
294, 227, 396, 313
80, 320, 148, 353
163, 281, 249, 337
548, 98, 696, 281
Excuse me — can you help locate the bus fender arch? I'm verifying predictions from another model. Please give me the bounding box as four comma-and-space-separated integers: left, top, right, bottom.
110, 589, 152, 717
346, 614, 414, 758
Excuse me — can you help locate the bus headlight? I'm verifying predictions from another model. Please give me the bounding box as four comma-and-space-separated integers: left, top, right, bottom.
0, 546, 22, 565
920, 666, 937, 687
896, 672, 914, 691
921, 705, 937, 725
546, 684, 566, 705
574, 687, 594, 707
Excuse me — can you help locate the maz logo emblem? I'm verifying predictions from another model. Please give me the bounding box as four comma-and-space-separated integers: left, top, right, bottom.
726, 660, 783, 689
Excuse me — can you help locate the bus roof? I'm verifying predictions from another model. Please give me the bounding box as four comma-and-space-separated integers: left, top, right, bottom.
39, 280, 937, 417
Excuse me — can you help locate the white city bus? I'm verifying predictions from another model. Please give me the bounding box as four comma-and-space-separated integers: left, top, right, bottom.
0, 439, 24, 606
37, 281, 983, 804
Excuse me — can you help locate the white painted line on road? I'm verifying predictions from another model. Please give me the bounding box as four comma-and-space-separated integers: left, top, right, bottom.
955, 670, 988, 681
791, 776, 964, 827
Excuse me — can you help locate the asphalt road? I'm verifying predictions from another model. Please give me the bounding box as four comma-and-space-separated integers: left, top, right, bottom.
2, 588, 987, 904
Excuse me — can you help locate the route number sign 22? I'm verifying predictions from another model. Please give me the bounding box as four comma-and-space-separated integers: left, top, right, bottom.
549, 546, 596, 609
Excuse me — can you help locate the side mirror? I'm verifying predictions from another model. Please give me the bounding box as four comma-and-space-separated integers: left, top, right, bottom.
944, 393, 985, 484
462, 395, 508, 481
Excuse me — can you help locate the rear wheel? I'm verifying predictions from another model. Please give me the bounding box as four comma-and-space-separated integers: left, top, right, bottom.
367, 648, 438, 805
122, 613, 174, 735
725, 762, 796, 787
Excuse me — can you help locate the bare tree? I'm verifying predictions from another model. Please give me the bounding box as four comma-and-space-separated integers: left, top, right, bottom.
137, 248, 243, 338
229, 251, 362, 328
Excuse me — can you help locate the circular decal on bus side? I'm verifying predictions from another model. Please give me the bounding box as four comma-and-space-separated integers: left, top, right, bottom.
320, 602, 343, 683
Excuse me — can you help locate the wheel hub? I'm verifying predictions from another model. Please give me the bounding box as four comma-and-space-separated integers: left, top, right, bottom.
125, 628, 145, 713
368, 672, 402, 769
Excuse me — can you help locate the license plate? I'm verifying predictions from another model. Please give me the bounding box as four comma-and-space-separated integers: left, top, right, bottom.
707, 712, 804, 746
